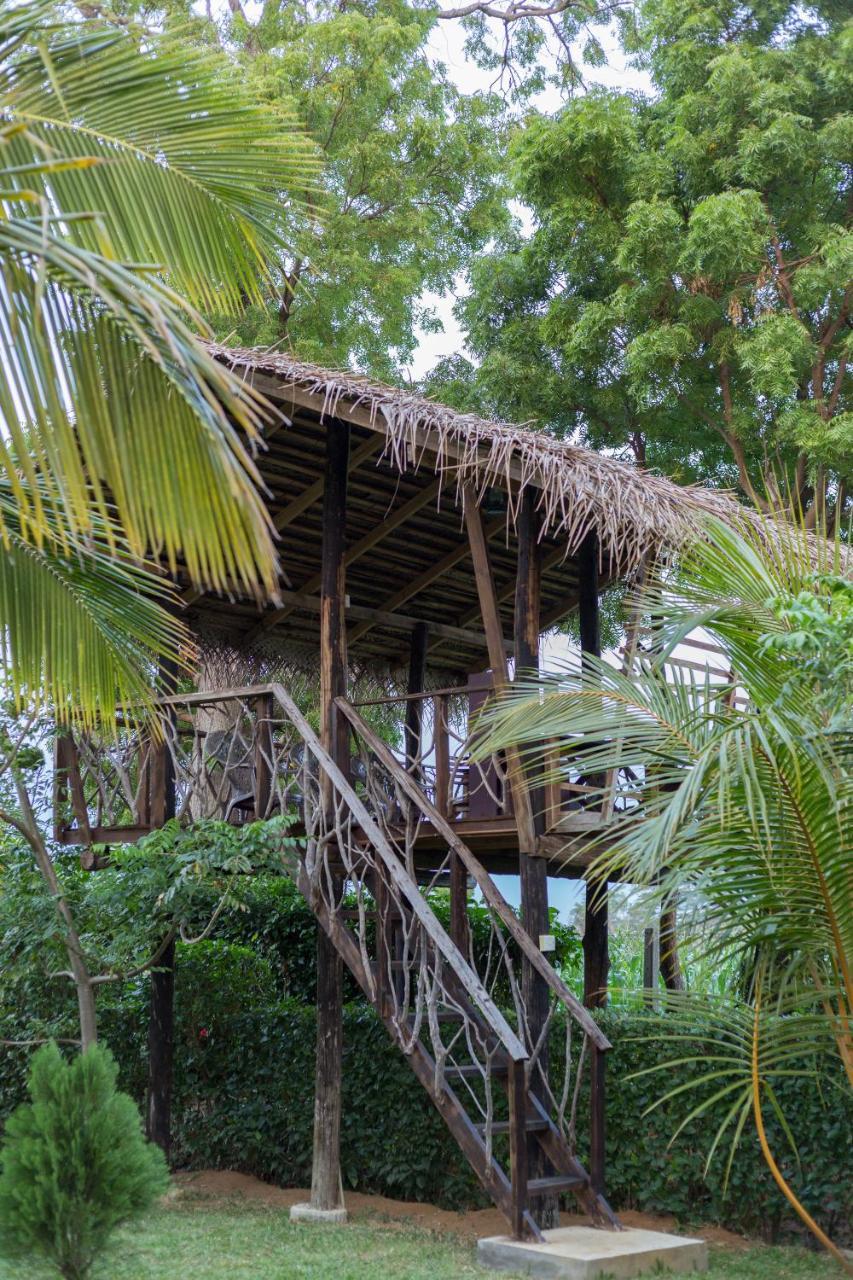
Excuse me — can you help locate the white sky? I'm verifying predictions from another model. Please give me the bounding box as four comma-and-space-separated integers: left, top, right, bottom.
405, 20, 653, 380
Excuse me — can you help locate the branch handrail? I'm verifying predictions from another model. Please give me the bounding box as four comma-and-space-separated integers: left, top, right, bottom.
268, 683, 529, 1065
335, 695, 612, 1054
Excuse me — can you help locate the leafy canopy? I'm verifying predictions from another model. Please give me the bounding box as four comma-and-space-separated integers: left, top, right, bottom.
435, 0, 852, 522
123, 0, 509, 377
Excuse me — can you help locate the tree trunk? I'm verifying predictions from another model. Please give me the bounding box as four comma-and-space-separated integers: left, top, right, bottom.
11, 778, 98, 1050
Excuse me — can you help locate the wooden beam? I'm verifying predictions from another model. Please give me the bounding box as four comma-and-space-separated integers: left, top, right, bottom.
463, 486, 536, 855
273, 434, 383, 533
239, 586, 511, 654
347, 514, 506, 647
244, 473, 445, 645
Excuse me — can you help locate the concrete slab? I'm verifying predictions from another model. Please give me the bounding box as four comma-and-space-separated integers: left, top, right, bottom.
477, 1225, 708, 1279
289, 1201, 348, 1225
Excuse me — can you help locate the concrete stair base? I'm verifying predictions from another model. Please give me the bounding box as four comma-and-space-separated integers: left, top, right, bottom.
477, 1225, 708, 1279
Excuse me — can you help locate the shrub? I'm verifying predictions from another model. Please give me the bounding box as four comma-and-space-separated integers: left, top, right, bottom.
0, 1042, 168, 1280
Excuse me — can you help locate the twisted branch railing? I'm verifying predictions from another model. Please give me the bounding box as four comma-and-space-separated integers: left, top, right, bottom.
53, 681, 619, 1237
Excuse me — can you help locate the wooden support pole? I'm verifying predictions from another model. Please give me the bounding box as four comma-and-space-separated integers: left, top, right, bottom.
311, 421, 349, 1214
643, 925, 659, 1004
463, 487, 536, 853
146, 657, 176, 1158
404, 621, 429, 774
660, 897, 685, 992
514, 490, 556, 1228
589, 1044, 606, 1196
579, 532, 609, 1010
254, 691, 274, 819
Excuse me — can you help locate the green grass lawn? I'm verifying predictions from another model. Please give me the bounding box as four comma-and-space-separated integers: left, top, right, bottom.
1, 1197, 848, 1280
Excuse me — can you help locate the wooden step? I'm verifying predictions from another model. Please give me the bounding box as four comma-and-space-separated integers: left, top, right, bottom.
476, 1118, 550, 1136
527, 1174, 586, 1196
445, 1062, 507, 1079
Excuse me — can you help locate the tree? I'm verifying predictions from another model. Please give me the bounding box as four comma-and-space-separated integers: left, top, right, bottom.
1, 0, 314, 725
441, 0, 851, 523
118, 0, 509, 377
478, 515, 851, 1266
0, 1042, 168, 1280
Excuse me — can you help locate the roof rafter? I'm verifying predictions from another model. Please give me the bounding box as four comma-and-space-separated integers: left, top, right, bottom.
244, 474, 446, 645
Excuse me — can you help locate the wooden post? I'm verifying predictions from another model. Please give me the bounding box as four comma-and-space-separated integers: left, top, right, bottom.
434, 694, 450, 818
254, 691, 274, 820
643, 925, 659, 1004
659, 897, 685, 991
579, 532, 609, 1010
589, 1043, 606, 1196
404, 621, 428, 774
514, 490, 556, 1228
463, 487, 535, 852
147, 660, 176, 1157
508, 1057, 528, 1241
311, 421, 350, 1214
449, 850, 470, 957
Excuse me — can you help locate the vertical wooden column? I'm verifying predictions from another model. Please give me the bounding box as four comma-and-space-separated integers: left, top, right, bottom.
404, 621, 428, 774
311, 421, 350, 1214
254, 691, 274, 820
463, 487, 535, 852
147, 657, 177, 1157
579, 531, 609, 1010
514, 490, 556, 1227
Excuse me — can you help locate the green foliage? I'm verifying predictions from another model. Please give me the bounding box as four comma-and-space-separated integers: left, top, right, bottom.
437, 0, 852, 516
10, 981, 851, 1242
479, 514, 852, 1255
0, 1, 313, 724
120, 0, 509, 376
0, 1043, 168, 1280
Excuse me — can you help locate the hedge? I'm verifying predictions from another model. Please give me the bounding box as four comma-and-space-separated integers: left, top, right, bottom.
2, 941, 851, 1244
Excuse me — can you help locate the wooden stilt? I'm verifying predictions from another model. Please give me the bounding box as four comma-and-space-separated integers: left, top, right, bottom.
579, 532, 609, 1010
404, 620, 428, 774
463, 487, 536, 853
515, 490, 556, 1229
311, 421, 350, 1213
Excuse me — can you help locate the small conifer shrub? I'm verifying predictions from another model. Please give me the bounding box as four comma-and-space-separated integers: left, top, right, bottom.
0, 1042, 168, 1279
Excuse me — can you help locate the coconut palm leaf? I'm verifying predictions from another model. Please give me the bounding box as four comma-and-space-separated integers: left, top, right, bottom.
2, 1, 317, 313
0, 0, 318, 585
0, 477, 188, 731
478, 514, 852, 1259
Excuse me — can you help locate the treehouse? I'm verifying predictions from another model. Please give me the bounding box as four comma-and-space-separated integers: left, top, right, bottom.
54, 347, 744, 1243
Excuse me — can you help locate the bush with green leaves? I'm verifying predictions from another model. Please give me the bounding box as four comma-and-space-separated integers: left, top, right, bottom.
0, 1042, 168, 1280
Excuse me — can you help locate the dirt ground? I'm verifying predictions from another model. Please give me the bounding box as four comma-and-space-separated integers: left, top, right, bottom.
173, 1169, 750, 1251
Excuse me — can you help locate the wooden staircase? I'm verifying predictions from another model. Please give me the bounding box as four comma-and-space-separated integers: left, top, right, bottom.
52, 679, 619, 1243
272, 683, 619, 1243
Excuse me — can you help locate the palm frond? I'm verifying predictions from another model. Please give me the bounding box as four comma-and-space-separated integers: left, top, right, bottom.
0, 478, 189, 731
2, 1, 319, 314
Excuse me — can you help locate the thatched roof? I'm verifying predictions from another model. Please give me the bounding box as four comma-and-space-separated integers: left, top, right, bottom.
191, 344, 768, 675
209, 345, 746, 576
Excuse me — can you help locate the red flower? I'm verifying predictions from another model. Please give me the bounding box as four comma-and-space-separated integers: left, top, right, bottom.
198, 1027, 209, 1041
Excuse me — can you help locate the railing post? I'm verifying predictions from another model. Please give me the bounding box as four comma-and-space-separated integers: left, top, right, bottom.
254, 692, 274, 820
508, 1057, 528, 1240
434, 694, 450, 817
589, 1044, 606, 1197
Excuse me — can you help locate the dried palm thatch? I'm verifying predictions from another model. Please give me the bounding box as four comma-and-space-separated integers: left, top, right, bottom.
208, 344, 764, 576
